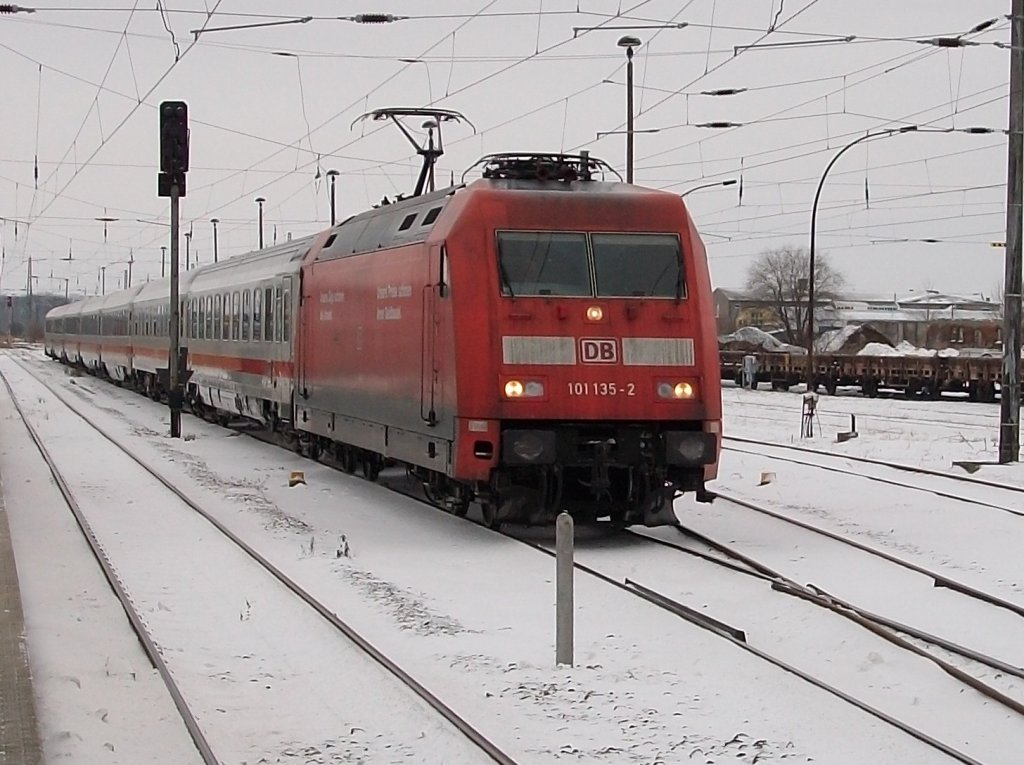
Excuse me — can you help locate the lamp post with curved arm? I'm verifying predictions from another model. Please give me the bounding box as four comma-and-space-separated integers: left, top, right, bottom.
806, 125, 919, 388
806, 125, 998, 388
681, 179, 737, 198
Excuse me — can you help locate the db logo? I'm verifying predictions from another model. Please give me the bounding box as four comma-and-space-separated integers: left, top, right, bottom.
580, 338, 618, 364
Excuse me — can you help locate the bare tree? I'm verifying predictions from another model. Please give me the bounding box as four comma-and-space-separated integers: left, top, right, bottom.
744, 246, 845, 345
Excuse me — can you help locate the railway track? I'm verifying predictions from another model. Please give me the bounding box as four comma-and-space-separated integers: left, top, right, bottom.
11, 347, 1020, 762
722, 391, 999, 432
0, 356, 515, 765
502, 524, 1019, 765
722, 435, 1024, 519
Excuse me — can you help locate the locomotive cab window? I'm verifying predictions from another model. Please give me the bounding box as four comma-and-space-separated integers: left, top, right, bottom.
496, 231, 590, 297
592, 233, 684, 298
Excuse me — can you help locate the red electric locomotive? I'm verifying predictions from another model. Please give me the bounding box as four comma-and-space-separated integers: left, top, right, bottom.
45, 108, 720, 528
295, 149, 720, 527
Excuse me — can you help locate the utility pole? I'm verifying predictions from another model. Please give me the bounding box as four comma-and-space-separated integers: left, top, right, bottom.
160, 246, 167, 278
184, 225, 193, 270
1001, 0, 1023, 463
26, 255, 32, 337
100, 265, 106, 295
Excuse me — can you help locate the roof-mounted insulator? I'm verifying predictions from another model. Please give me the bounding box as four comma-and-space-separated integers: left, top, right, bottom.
0, 4, 36, 13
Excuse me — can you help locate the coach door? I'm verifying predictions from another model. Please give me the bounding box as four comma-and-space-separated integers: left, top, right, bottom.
273, 276, 294, 398
420, 244, 445, 426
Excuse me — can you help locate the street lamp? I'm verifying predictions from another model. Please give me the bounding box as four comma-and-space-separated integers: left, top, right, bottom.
617, 35, 641, 184
255, 196, 266, 249
326, 170, 340, 226
681, 179, 737, 197
805, 125, 997, 389
807, 126, 919, 388
184, 225, 193, 270
210, 218, 220, 263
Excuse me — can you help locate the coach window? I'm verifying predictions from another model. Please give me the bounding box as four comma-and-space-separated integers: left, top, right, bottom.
223, 292, 231, 340
282, 289, 291, 341
222, 292, 231, 340
264, 287, 274, 341
274, 286, 283, 342
232, 292, 240, 340
198, 297, 205, 339
222, 293, 229, 340
242, 290, 251, 341
496, 231, 590, 297
592, 233, 683, 298
253, 288, 262, 341
214, 294, 222, 340
207, 295, 215, 338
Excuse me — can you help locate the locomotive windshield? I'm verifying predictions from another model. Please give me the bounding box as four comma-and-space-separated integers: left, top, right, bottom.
592, 233, 683, 298
496, 231, 684, 298
496, 232, 591, 296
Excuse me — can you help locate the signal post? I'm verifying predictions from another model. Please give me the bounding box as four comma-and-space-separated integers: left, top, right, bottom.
158, 101, 189, 438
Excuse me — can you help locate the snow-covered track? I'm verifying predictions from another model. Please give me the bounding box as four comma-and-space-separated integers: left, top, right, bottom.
633, 527, 1024, 694
0, 366, 218, 764
724, 436, 1024, 519
714, 488, 1024, 617
1, 357, 517, 765
508, 530, 985, 765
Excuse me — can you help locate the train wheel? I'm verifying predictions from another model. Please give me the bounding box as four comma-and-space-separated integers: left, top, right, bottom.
339, 447, 358, 474
362, 455, 381, 482
479, 501, 502, 530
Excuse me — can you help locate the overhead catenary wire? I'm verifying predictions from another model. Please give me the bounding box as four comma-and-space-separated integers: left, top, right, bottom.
1, 3, 1014, 291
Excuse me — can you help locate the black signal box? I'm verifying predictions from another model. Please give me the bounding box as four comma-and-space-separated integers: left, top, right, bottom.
158, 171, 186, 198
159, 100, 189, 173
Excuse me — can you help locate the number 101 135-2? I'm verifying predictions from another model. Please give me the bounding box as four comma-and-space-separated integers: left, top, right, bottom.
567, 382, 636, 396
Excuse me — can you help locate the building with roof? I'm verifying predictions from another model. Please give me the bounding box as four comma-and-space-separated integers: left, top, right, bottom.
714, 288, 1003, 353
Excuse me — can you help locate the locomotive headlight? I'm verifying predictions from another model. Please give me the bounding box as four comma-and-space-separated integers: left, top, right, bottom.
503, 379, 546, 399
657, 381, 696, 399
524, 380, 545, 397
674, 382, 695, 399
586, 305, 604, 322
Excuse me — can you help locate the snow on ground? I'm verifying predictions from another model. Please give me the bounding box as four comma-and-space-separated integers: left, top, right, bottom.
3, 347, 1024, 763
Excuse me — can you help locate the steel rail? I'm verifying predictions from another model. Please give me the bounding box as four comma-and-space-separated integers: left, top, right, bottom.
725, 433, 1024, 498
722, 441, 1024, 519
713, 489, 1024, 619
515, 536, 982, 765
629, 529, 1024, 681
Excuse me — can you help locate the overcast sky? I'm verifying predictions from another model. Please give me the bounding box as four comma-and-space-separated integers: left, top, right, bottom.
0, 1, 1017, 300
